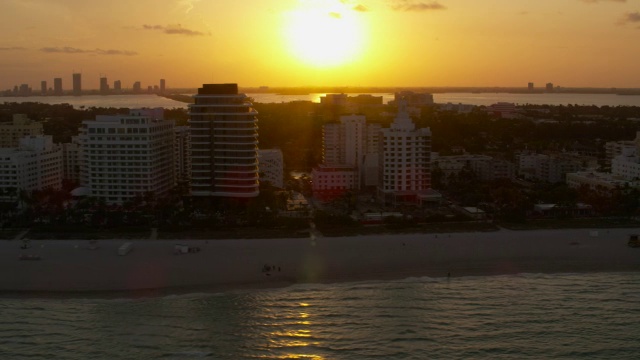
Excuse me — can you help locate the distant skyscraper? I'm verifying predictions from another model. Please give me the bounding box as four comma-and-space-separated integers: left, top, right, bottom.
546, 83, 554, 92
18, 84, 30, 96
53, 78, 63, 95
188, 83, 259, 198
99, 77, 109, 94
133, 81, 141, 92
528, 82, 534, 91
41, 81, 47, 95
72, 73, 82, 96
113, 80, 121, 91
160, 79, 166, 93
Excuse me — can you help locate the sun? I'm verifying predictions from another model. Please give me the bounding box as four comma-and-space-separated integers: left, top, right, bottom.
283, 6, 366, 67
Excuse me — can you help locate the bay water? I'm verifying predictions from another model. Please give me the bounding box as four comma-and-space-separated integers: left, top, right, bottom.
3, 92, 640, 109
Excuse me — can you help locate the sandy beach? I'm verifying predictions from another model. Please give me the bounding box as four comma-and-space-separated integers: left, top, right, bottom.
1, 228, 639, 295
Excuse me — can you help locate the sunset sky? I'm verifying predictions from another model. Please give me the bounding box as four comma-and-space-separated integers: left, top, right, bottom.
1, 0, 639, 90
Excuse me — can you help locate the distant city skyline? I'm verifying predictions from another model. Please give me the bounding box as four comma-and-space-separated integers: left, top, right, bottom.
1, 0, 640, 89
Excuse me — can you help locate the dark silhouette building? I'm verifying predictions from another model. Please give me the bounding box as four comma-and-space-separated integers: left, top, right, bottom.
188, 84, 259, 198
53, 78, 63, 95
99, 77, 109, 94
73, 73, 82, 96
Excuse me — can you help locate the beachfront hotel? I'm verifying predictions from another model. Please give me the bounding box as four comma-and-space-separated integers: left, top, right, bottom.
77, 109, 175, 204
188, 84, 259, 198
378, 99, 432, 206
313, 114, 381, 201
0, 135, 63, 201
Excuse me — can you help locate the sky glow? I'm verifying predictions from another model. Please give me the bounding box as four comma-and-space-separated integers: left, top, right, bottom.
0, 0, 639, 89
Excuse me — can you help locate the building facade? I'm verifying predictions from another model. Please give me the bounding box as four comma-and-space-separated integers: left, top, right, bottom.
0, 136, 63, 198
0, 114, 44, 148
311, 165, 357, 202
518, 152, 595, 183
78, 109, 175, 204
174, 126, 191, 184
189, 84, 259, 198
258, 149, 284, 189
61, 137, 82, 184
433, 154, 515, 183
378, 101, 432, 205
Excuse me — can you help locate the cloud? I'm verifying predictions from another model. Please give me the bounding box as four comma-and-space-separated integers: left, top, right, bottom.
339, 0, 369, 12
0, 46, 26, 51
142, 24, 207, 36
95, 49, 138, 56
390, 1, 446, 11
353, 4, 369, 12
176, 0, 201, 14
39, 47, 137, 56
618, 11, 640, 26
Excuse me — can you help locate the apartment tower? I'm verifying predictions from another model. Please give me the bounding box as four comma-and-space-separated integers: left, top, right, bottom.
188, 83, 259, 198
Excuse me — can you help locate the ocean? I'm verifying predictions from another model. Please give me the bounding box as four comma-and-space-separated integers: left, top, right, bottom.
3, 92, 640, 108
2, 272, 639, 359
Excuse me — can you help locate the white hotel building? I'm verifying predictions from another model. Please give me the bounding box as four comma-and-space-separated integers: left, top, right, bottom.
378, 101, 432, 205
0, 135, 63, 198
78, 109, 175, 204
189, 84, 259, 198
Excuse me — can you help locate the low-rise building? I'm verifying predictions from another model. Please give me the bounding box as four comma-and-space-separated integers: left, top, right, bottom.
487, 102, 518, 118
434, 154, 515, 182
311, 165, 357, 202
518, 152, 596, 183
566, 172, 638, 193
258, 149, 284, 188
611, 147, 640, 180
604, 132, 640, 171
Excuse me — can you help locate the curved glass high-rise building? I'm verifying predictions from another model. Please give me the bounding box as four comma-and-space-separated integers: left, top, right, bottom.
189, 84, 259, 198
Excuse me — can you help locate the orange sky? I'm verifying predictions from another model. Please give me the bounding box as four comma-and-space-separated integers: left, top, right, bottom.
1, 0, 639, 90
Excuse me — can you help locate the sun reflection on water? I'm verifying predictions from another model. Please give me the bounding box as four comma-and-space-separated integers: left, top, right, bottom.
265, 303, 324, 360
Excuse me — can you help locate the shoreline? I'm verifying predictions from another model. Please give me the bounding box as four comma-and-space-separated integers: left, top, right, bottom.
1, 228, 639, 298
